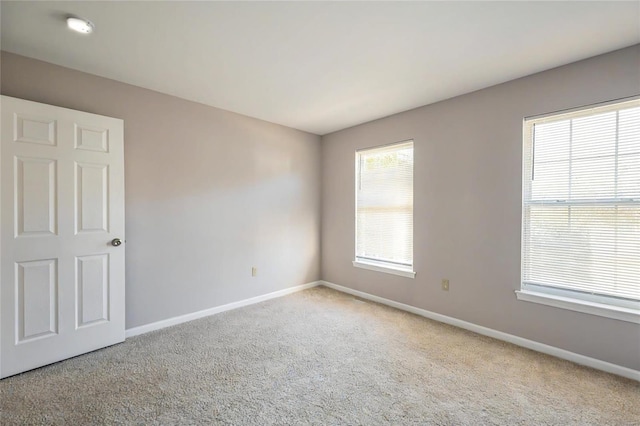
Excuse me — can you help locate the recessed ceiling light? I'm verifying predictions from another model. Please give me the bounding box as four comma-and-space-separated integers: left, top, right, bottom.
67, 17, 94, 34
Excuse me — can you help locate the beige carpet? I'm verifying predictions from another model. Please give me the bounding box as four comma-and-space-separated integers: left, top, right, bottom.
1, 286, 638, 425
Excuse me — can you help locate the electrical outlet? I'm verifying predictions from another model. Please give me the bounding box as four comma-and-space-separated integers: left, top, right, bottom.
441, 279, 449, 291
252, 267, 257, 277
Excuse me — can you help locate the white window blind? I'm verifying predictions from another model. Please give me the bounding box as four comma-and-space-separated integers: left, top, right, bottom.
522, 99, 640, 305
356, 141, 413, 271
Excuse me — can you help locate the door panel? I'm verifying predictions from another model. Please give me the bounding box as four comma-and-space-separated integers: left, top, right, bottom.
75, 124, 109, 153
16, 259, 58, 342
1, 96, 125, 378
76, 254, 109, 328
76, 162, 109, 233
15, 157, 57, 236
14, 114, 56, 146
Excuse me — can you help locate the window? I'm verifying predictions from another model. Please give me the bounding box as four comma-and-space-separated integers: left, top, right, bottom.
354, 140, 415, 278
519, 98, 640, 323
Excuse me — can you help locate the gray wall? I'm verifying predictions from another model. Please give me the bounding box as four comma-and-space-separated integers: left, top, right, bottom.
321, 45, 640, 370
1, 51, 322, 329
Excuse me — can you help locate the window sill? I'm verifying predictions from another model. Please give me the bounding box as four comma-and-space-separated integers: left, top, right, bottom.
352, 260, 416, 278
515, 290, 640, 324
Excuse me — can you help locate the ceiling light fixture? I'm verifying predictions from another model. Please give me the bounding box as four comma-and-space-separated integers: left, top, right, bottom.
67, 17, 94, 34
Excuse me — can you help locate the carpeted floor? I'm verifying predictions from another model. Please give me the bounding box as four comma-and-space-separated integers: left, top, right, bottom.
1, 286, 638, 425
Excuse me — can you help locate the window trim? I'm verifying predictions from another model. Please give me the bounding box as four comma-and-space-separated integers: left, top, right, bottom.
524, 95, 640, 123
354, 139, 415, 277
519, 96, 640, 319
515, 289, 640, 324
353, 259, 416, 279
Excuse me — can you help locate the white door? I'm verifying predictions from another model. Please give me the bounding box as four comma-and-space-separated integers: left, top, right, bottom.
0, 96, 125, 378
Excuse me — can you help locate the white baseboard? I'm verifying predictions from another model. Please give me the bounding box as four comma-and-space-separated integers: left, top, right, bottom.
320, 280, 640, 382
125, 281, 321, 338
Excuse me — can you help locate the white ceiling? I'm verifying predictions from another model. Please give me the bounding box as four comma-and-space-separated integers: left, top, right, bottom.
1, 1, 639, 135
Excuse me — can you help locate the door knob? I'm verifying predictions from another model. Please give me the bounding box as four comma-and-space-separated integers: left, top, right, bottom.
111, 238, 123, 247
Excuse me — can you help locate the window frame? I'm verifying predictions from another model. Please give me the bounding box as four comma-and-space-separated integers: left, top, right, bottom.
517, 96, 640, 323
353, 140, 416, 279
